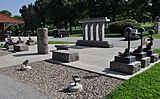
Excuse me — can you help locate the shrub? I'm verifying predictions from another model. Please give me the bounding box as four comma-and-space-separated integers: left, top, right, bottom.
108, 19, 141, 35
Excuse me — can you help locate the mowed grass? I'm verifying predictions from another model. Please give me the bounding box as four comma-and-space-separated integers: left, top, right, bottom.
144, 33, 160, 39
0, 45, 4, 48
141, 22, 153, 28
105, 49, 160, 98
154, 49, 160, 56
48, 41, 75, 44
105, 61, 160, 99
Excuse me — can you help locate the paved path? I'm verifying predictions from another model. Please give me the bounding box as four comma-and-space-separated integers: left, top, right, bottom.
0, 74, 52, 99
9, 36, 160, 48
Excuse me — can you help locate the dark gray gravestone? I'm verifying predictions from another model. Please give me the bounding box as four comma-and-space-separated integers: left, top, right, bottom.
110, 27, 141, 74
142, 29, 159, 63
131, 27, 150, 68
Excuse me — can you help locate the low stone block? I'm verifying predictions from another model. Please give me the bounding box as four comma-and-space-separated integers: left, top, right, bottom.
14, 44, 29, 51
150, 54, 159, 63
110, 61, 141, 74
55, 45, 72, 50
52, 50, 79, 62
6, 45, 14, 50
146, 50, 154, 56
115, 55, 136, 64
137, 57, 150, 68
131, 52, 146, 59
76, 40, 113, 48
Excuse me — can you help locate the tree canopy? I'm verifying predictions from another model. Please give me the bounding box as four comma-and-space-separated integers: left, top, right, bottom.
19, 0, 160, 31
0, 10, 12, 16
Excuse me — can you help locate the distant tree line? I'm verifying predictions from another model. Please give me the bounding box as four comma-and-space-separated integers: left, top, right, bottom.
1, 0, 160, 34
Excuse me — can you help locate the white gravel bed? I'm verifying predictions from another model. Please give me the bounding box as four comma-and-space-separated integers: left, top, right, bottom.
0, 50, 12, 56
0, 61, 123, 99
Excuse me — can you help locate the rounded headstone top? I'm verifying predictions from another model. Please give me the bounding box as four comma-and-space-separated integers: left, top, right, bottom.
138, 27, 145, 32
125, 27, 133, 33
148, 29, 155, 35
154, 16, 160, 22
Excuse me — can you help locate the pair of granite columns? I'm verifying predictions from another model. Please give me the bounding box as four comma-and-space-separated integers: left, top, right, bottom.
82, 22, 105, 41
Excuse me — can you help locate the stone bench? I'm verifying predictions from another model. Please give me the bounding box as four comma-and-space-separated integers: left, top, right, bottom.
14, 44, 29, 51
52, 50, 79, 62
55, 45, 73, 50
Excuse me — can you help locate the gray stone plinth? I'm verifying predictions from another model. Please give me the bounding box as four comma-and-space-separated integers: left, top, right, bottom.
110, 61, 141, 75
37, 28, 48, 54
14, 44, 28, 51
137, 57, 150, 68
146, 50, 154, 56
150, 54, 159, 63
76, 40, 113, 48
52, 50, 79, 62
131, 52, 146, 59
55, 45, 72, 50
115, 55, 136, 64
6, 45, 14, 50
68, 82, 83, 92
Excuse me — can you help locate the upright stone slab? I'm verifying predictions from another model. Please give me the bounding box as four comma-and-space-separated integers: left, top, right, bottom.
154, 16, 160, 34
37, 28, 48, 54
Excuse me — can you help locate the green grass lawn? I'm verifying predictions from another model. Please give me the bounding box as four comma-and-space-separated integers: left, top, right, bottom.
154, 49, 160, 56
48, 41, 75, 44
141, 22, 153, 28
144, 33, 160, 39
105, 48, 160, 99
0, 45, 4, 48
105, 62, 160, 98
70, 29, 83, 37
105, 33, 122, 38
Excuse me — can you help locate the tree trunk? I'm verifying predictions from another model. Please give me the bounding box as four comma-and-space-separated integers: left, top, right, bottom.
69, 23, 72, 35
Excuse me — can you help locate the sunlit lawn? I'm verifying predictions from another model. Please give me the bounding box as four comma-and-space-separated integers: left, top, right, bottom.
48, 41, 74, 44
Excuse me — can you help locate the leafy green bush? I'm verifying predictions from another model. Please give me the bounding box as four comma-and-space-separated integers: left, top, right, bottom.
108, 19, 141, 35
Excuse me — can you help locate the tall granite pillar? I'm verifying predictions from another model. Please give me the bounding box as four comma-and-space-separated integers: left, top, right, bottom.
88, 23, 92, 40
99, 23, 105, 41
96, 23, 99, 40
37, 28, 48, 54
90, 23, 94, 40
154, 16, 160, 34
102, 23, 105, 41
82, 23, 88, 40
93, 23, 98, 41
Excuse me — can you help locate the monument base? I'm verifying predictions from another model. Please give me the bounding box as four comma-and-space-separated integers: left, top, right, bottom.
150, 54, 159, 63
130, 52, 146, 59
146, 50, 154, 56
76, 40, 113, 48
115, 55, 136, 64
110, 61, 141, 75
137, 57, 150, 68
